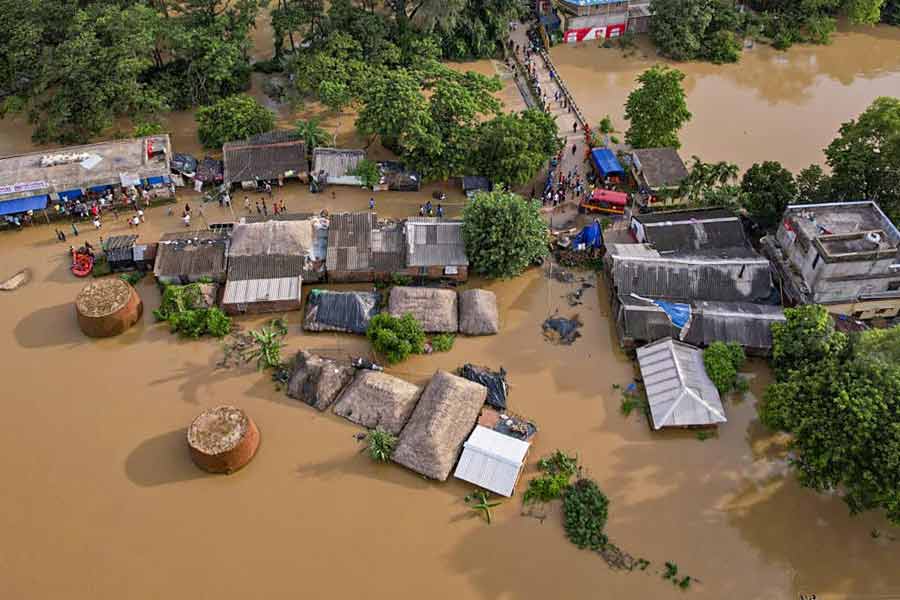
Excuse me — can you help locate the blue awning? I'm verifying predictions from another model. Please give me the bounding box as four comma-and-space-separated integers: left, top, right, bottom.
0, 194, 49, 216
145, 175, 169, 185
58, 189, 83, 201
591, 148, 625, 177
89, 184, 112, 193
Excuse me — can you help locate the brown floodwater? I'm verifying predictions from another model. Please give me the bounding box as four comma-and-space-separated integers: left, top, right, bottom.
551, 23, 900, 172
3, 15, 900, 600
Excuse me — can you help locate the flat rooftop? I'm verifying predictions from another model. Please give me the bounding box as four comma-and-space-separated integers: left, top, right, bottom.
784, 201, 900, 258
0, 135, 171, 201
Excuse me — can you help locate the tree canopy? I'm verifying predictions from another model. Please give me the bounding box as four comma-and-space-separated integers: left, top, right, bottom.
650, 0, 744, 63
761, 305, 900, 523
625, 66, 692, 150
462, 190, 548, 279
741, 161, 798, 228
196, 95, 275, 148
470, 110, 562, 187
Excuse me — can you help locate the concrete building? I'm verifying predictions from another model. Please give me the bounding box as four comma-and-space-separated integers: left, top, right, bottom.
763, 201, 900, 319
0, 135, 172, 217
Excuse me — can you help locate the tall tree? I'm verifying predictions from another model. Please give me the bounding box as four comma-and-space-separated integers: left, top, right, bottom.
740, 161, 797, 228
195, 94, 275, 148
625, 66, 692, 150
470, 110, 562, 187
795, 164, 833, 204
825, 97, 900, 220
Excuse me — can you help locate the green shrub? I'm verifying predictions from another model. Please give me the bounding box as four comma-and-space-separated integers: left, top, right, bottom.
152, 284, 232, 339
366, 429, 397, 462
132, 121, 164, 137
205, 308, 232, 338
431, 333, 455, 353
524, 450, 580, 504
366, 313, 426, 364
703, 341, 746, 393
352, 159, 382, 189
247, 325, 285, 370
563, 479, 610, 550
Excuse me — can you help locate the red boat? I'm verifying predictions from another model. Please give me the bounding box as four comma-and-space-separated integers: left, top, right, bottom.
71, 250, 94, 277
580, 188, 629, 215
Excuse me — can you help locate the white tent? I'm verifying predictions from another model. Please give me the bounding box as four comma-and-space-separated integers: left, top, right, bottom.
636, 338, 726, 429
454, 426, 530, 497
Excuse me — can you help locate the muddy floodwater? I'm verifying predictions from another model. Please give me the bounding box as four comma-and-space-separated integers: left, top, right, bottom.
3, 18, 900, 600
552, 23, 900, 172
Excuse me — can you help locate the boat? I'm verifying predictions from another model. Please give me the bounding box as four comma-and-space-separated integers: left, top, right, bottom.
71, 251, 94, 277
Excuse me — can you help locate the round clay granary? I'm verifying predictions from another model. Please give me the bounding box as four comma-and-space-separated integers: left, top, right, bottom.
75, 278, 143, 337
188, 406, 260, 474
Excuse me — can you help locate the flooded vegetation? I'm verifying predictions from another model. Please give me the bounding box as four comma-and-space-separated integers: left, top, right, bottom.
2, 6, 900, 600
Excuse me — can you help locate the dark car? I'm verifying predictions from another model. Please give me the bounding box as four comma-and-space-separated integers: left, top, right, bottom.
170, 153, 198, 175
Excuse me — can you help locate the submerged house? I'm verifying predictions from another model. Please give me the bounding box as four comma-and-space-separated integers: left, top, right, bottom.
332, 371, 422, 435
454, 425, 531, 498
389, 286, 459, 333
636, 338, 726, 430
392, 370, 487, 481
614, 296, 785, 355
629, 208, 748, 251
303, 289, 380, 334
325, 212, 405, 282
763, 201, 900, 320
153, 231, 228, 285
222, 219, 326, 315
403, 218, 469, 281
223, 131, 306, 188
630, 148, 689, 205
311, 148, 366, 187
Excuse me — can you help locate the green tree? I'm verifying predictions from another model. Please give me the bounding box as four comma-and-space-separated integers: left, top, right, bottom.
740, 161, 797, 228
366, 313, 426, 364
770, 304, 848, 380
357, 68, 430, 148
469, 110, 562, 187
352, 159, 381, 189
845, 0, 888, 23
195, 94, 275, 148
761, 314, 900, 523
824, 97, 900, 220
462, 190, 548, 279
133, 122, 165, 138
703, 341, 746, 394
795, 164, 832, 204
295, 118, 331, 155
625, 66, 692, 150
677, 156, 740, 206
883, 0, 900, 24
650, 0, 743, 63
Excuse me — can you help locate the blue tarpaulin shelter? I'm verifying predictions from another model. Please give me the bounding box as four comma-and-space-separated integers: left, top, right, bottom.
590, 148, 625, 178
0, 194, 49, 216
58, 189, 83, 202
572, 221, 603, 249
631, 293, 692, 331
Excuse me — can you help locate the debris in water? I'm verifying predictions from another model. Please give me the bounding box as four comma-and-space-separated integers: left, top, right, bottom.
542, 314, 583, 345
550, 268, 576, 283
0, 268, 31, 291
459, 364, 509, 410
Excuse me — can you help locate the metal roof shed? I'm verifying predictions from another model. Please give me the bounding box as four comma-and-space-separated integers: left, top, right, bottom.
454, 425, 531, 497
636, 338, 726, 430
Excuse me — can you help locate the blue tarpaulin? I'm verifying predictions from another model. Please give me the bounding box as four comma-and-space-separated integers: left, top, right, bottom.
58, 189, 83, 202
631, 293, 692, 331
0, 194, 49, 216
88, 185, 112, 193
145, 175, 169, 185
572, 221, 603, 249
590, 148, 625, 178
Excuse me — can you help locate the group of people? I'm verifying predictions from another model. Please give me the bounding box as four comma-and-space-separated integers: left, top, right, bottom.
417, 200, 443, 218
542, 168, 587, 208
241, 196, 287, 217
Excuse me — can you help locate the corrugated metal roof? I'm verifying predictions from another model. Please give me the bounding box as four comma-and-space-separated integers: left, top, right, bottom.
631, 148, 689, 190
636, 339, 726, 429
312, 148, 365, 177
605, 244, 772, 302
222, 276, 301, 305
223, 132, 306, 183
453, 426, 530, 497
154, 232, 228, 278
633, 209, 749, 251
405, 218, 468, 267
227, 255, 306, 280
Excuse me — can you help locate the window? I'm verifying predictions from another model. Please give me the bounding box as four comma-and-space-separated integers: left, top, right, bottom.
444, 266, 459, 276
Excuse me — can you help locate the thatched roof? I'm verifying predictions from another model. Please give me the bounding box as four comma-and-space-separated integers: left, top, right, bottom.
392, 370, 487, 481
286, 351, 355, 411
388, 286, 458, 333
222, 131, 306, 183
332, 371, 422, 435
229, 221, 313, 257
458, 289, 499, 336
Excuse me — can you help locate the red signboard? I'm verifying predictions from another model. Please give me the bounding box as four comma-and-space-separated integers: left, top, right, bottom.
564, 22, 627, 43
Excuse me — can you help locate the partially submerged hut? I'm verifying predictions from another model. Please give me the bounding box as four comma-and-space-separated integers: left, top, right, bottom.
311, 148, 366, 187
104, 235, 139, 272
326, 212, 405, 282
636, 338, 726, 430
153, 231, 228, 285
454, 425, 531, 497
287, 351, 355, 411
303, 289, 379, 334
332, 371, 422, 435
223, 131, 306, 188
458, 289, 499, 336
403, 218, 468, 281
388, 286, 458, 333
392, 370, 487, 481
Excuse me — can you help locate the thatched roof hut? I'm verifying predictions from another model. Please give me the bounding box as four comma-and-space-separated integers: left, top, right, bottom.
392, 370, 487, 481
388, 286, 458, 333
458, 289, 499, 336
332, 371, 422, 435
286, 351, 355, 411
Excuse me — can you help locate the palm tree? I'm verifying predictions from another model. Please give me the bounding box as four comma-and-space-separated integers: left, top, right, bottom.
711, 161, 739, 187
465, 491, 502, 524
295, 117, 330, 156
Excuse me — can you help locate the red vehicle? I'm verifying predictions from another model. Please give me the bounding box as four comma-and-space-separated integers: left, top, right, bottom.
580, 189, 629, 215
